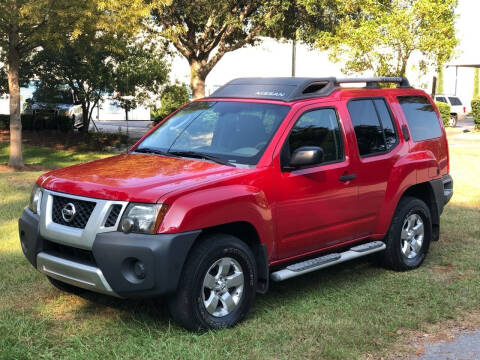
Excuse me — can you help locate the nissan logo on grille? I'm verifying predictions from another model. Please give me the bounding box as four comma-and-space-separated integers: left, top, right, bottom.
61, 203, 76, 223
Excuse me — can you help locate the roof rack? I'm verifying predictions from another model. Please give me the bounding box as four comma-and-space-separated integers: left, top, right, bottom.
208, 76, 411, 102
335, 77, 411, 88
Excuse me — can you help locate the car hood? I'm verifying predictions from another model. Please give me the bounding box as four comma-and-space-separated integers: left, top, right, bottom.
38, 154, 242, 203
31, 102, 73, 110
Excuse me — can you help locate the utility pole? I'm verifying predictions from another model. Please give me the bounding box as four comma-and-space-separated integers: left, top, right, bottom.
431, 76, 437, 99
291, 38, 296, 77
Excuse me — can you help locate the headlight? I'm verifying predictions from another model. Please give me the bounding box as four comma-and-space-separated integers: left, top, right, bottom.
119, 203, 168, 234
28, 184, 43, 215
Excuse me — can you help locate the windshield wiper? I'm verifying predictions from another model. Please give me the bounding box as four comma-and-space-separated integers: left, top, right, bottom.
168, 150, 234, 167
133, 147, 168, 155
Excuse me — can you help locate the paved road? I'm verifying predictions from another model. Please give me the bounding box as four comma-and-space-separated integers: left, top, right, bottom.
413, 330, 480, 360
90, 120, 153, 139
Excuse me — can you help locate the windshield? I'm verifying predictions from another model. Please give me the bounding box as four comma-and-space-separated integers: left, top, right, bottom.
32, 87, 73, 104
136, 101, 290, 165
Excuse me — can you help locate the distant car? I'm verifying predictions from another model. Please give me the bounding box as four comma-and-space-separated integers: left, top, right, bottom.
24, 89, 84, 129
434, 94, 467, 127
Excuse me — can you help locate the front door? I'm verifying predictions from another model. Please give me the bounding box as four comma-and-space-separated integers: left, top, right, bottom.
274, 104, 359, 260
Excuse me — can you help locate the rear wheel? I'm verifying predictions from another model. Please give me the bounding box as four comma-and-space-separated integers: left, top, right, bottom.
449, 114, 458, 127
168, 234, 257, 331
381, 196, 432, 271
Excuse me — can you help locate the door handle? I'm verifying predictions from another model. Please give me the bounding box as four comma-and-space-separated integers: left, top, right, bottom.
339, 173, 356, 182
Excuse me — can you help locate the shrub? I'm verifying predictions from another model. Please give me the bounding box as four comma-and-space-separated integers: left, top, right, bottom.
0, 115, 9, 130
435, 101, 451, 126
0, 114, 74, 132
472, 98, 480, 130
152, 84, 190, 124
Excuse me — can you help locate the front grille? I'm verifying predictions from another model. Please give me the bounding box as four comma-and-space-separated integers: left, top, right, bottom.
43, 240, 96, 266
51, 195, 96, 229
34, 110, 56, 119
104, 204, 122, 227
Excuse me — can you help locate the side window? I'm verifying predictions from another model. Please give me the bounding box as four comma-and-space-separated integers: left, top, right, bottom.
436, 96, 447, 103
373, 99, 397, 150
398, 96, 442, 141
347, 98, 398, 157
448, 97, 462, 106
285, 108, 344, 164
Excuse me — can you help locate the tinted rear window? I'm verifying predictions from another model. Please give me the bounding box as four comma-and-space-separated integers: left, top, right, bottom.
448, 97, 462, 106
398, 96, 442, 141
436, 96, 447, 103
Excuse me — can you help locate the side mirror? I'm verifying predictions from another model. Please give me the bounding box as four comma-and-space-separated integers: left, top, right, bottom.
286, 146, 324, 170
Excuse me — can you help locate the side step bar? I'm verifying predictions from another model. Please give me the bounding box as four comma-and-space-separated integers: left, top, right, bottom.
270, 241, 386, 282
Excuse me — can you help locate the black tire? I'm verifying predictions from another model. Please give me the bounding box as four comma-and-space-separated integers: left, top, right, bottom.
47, 276, 83, 294
382, 196, 432, 271
168, 233, 257, 331
449, 114, 458, 127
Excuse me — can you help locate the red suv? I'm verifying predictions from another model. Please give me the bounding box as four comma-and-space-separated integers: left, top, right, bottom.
19, 77, 453, 330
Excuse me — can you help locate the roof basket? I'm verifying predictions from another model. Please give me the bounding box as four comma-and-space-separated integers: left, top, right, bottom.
208, 76, 411, 102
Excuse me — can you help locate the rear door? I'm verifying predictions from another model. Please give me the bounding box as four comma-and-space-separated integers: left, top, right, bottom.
345, 97, 404, 237
274, 102, 359, 259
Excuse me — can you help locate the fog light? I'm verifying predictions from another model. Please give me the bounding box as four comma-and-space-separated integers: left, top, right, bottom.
121, 218, 135, 233
133, 261, 146, 279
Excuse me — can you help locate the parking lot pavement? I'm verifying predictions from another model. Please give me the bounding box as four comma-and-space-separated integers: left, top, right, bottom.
412, 330, 480, 360
90, 120, 153, 139
456, 114, 475, 132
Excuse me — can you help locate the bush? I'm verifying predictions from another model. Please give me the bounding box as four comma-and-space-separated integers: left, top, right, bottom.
152, 84, 190, 124
472, 98, 480, 130
0, 115, 8, 130
435, 101, 451, 126
0, 114, 74, 132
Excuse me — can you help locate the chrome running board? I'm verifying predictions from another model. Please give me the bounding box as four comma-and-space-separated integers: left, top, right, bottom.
270, 241, 386, 282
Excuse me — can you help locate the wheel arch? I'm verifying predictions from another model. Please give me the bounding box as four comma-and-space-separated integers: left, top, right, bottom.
196, 221, 270, 294
397, 181, 441, 241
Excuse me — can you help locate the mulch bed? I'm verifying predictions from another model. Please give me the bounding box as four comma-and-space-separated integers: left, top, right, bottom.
0, 130, 129, 152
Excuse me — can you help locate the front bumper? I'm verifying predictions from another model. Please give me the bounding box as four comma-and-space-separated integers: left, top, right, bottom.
19, 208, 200, 298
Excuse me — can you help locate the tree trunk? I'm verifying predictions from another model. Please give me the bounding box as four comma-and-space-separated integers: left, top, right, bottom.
80, 103, 90, 132
7, 27, 23, 169
189, 60, 207, 99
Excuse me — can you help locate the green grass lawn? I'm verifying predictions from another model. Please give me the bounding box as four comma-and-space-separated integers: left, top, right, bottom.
0, 136, 479, 360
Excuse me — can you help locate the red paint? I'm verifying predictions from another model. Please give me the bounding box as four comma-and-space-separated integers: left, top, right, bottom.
36, 86, 450, 266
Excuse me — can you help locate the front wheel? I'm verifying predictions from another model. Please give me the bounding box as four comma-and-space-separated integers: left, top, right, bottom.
168, 234, 257, 331
381, 196, 432, 271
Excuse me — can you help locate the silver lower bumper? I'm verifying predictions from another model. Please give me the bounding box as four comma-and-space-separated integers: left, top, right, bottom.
37, 252, 119, 297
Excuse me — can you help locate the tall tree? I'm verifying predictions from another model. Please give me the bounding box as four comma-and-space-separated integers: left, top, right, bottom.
0, 0, 159, 167
34, 33, 118, 131
113, 41, 169, 121
437, 67, 444, 94
151, 0, 297, 99
36, 0, 168, 130
316, 0, 458, 77
0, 0, 81, 168
152, 0, 372, 99
473, 68, 479, 99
